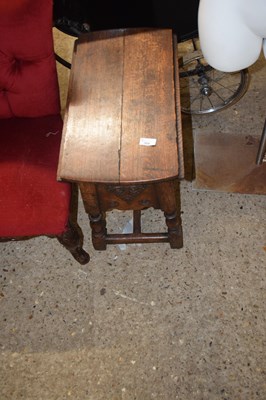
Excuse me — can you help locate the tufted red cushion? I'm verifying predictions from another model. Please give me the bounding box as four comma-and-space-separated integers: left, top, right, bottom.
0, 116, 71, 237
0, 0, 60, 118
0, 0, 72, 238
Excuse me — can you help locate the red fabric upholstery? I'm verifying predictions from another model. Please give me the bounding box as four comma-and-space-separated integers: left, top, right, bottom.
0, 0, 71, 237
0, 0, 60, 118
0, 117, 71, 237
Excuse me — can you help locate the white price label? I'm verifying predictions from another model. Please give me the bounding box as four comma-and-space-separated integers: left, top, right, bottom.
139, 138, 157, 146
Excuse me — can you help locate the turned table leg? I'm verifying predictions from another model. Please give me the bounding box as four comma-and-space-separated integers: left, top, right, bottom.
156, 180, 183, 249
79, 182, 107, 250
89, 213, 107, 250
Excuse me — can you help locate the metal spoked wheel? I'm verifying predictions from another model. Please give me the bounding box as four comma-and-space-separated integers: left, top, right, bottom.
179, 47, 249, 115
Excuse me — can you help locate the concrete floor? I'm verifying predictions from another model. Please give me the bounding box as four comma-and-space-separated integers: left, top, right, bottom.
0, 31, 265, 400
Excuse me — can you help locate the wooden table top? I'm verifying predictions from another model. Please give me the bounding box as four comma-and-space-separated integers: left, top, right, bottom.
58, 29, 182, 184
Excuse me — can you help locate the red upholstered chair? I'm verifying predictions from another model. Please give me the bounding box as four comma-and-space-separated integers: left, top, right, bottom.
0, 0, 89, 264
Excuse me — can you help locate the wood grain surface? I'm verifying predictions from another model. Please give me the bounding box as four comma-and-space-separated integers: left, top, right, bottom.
58, 29, 181, 184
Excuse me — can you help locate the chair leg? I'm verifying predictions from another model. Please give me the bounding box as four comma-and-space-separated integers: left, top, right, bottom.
256, 118, 266, 165
57, 220, 90, 264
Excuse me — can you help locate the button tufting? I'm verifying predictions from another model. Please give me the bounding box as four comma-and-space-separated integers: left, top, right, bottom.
10, 57, 22, 74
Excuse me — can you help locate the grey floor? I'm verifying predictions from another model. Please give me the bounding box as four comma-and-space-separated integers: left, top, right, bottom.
0, 34, 265, 400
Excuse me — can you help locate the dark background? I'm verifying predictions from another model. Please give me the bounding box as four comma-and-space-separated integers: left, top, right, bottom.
53, 0, 199, 41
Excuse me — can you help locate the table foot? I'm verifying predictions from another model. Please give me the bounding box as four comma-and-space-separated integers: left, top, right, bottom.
89, 213, 107, 250
165, 211, 183, 249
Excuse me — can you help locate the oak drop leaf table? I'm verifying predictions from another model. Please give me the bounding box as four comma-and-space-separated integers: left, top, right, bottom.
58, 29, 184, 259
